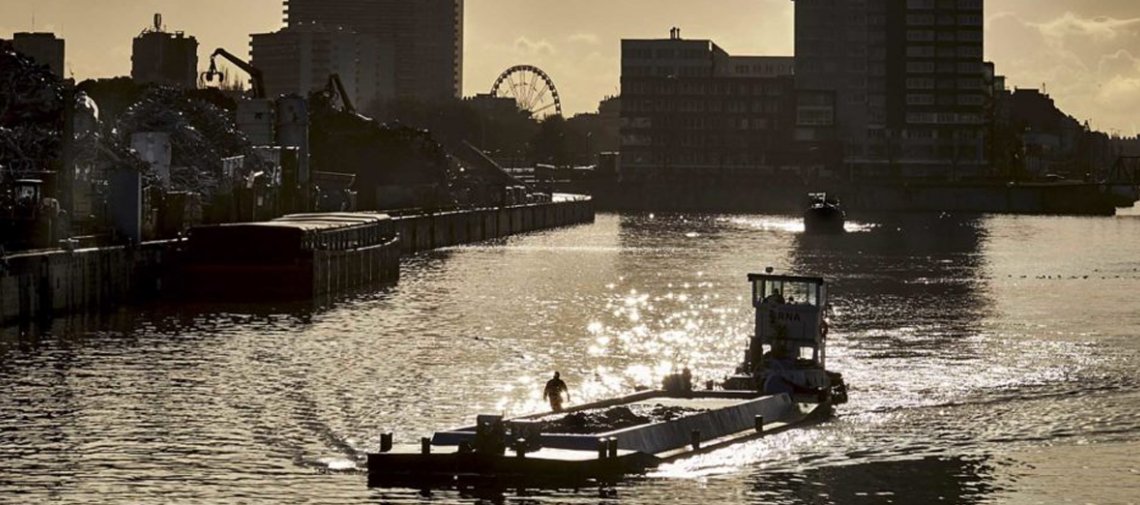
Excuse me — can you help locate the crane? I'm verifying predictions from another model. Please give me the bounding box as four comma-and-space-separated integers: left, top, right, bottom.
204, 48, 266, 99
324, 73, 355, 115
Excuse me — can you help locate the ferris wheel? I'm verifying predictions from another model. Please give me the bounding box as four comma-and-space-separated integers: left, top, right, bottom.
490, 65, 563, 118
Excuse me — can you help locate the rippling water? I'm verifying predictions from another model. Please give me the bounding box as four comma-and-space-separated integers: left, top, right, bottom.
3, 211, 1139, 504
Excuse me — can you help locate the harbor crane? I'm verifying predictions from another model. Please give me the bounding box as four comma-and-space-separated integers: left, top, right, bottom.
203, 48, 266, 99
324, 73, 355, 115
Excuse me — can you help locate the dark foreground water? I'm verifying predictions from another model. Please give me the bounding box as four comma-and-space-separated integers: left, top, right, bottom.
3, 210, 1140, 504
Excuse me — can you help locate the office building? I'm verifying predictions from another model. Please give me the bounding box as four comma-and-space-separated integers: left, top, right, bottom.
11, 32, 65, 78
131, 15, 199, 88
794, 0, 988, 179
251, 23, 390, 110
620, 29, 801, 181
283, 0, 463, 102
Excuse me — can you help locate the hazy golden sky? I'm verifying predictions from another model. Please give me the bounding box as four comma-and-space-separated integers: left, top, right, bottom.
4, 0, 1140, 134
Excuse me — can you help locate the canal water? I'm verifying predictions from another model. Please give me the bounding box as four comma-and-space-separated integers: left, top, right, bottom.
3, 211, 1139, 504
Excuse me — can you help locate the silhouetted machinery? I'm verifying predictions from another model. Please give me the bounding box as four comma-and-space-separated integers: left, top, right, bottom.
2, 178, 63, 250
324, 74, 355, 115
203, 48, 266, 99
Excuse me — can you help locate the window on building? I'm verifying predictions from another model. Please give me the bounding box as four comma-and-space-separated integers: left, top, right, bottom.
907, 46, 936, 58
906, 94, 935, 105
958, 31, 983, 42
907, 30, 936, 42
958, 94, 984, 106
906, 78, 936, 90
907, 62, 936, 74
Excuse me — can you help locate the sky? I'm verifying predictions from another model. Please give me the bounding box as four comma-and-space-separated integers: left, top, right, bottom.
3, 0, 1140, 134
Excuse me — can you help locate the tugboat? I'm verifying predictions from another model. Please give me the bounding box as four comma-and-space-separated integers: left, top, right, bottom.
804, 192, 846, 234
366, 271, 848, 489
723, 270, 847, 403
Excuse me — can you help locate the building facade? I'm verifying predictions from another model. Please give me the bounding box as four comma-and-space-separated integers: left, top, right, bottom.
620, 30, 800, 181
251, 24, 390, 110
794, 0, 988, 179
283, 0, 463, 103
131, 17, 199, 88
11, 32, 65, 78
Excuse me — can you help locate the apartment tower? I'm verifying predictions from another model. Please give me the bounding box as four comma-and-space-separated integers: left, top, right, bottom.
283, 0, 463, 103
795, 0, 987, 179
11, 32, 65, 78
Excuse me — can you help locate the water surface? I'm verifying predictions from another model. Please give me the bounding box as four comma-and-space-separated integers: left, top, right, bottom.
2, 211, 1138, 504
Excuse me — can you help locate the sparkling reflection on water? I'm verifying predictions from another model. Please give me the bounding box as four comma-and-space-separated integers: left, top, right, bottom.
2, 212, 1139, 504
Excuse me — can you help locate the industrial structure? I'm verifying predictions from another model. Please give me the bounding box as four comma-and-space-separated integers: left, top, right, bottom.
283, 0, 464, 103
131, 14, 199, 89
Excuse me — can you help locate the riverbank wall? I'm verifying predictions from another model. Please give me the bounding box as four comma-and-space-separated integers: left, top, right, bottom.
582, 180, 1127, 215
1, 198, 595, 326
1, 242, 175, 327
393, 198, 595, 253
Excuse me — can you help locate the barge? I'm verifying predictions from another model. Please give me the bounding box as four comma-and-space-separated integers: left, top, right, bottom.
367, 272, 847, 488
181, 212, 400, 300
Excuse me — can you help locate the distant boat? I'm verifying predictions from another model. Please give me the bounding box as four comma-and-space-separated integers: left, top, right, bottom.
804, 193, 846, 234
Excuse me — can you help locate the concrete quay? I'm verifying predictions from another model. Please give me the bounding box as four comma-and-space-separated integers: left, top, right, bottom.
1, 197, 595, 326
580, 180, 1129, 215
1, 241, 174, 327
393, 196, 595, 254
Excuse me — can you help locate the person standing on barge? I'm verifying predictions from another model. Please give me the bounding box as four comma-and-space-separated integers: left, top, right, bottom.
543, 371, 571, 412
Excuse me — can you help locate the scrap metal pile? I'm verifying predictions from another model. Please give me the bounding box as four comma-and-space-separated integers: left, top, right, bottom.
533, 404, 705, 434
2, 45, 252, 200
71, 92, 148, 177
309, 97, 454, 209
0, 49, 65, 174
115, 88, 251, 196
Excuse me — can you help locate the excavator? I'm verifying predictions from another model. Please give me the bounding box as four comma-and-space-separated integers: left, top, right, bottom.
203, 48, 266, 99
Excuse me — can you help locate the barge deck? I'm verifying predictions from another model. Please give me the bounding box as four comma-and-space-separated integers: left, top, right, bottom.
368, 390, 829, 488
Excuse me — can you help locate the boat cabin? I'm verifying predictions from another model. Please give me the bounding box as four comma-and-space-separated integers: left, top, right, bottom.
807, 192, 838, 207
747, 273, 828, 370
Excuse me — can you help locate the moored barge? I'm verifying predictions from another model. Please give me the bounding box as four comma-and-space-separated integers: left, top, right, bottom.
181, 212, 400, 300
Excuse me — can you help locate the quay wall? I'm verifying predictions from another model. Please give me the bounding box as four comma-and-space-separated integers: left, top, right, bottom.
581, 181, 1124, 215
1, 198, 595, 326
392, 198, 595, 254
1, 242, 175, 327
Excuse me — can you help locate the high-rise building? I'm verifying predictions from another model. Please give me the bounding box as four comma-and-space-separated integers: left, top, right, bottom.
251, 24, 390, 110
131, 14, 199, 88
794, 0, 988, 179
620, 29, 801, 181
11, 32, 65, 78
283, 0, 463, 103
